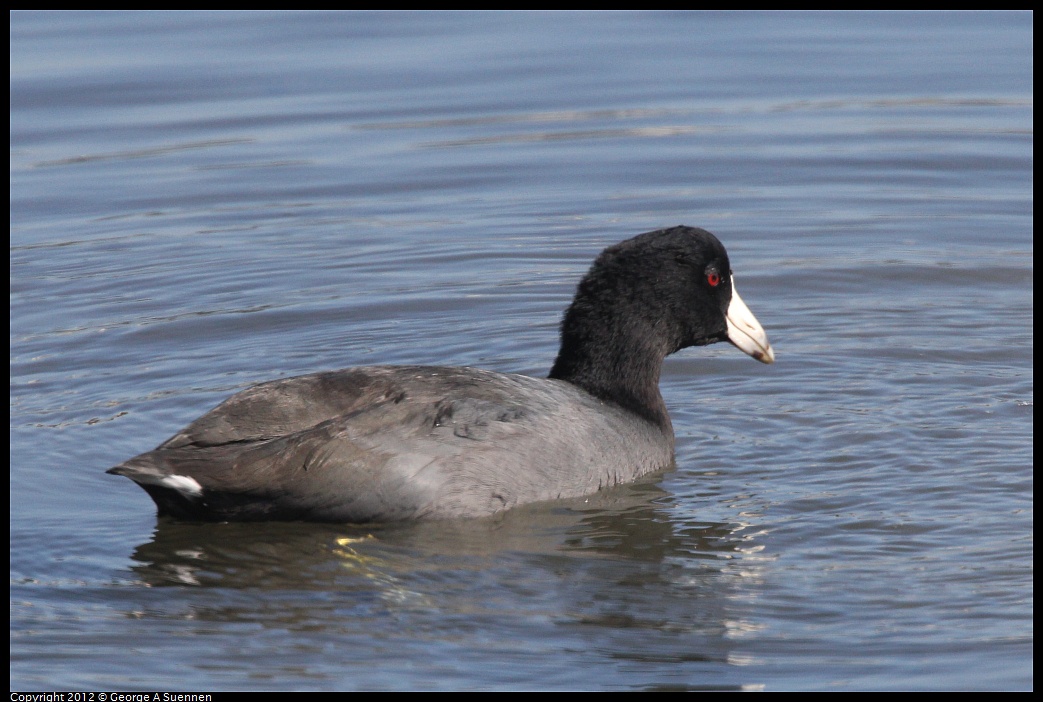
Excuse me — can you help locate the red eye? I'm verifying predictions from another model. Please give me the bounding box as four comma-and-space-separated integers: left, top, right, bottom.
706, 270, 720, 287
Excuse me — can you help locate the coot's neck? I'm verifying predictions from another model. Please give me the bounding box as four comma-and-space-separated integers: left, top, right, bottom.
548, 319, 674, 437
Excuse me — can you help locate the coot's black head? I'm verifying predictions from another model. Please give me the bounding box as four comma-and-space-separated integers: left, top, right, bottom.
549, 226, 773, 427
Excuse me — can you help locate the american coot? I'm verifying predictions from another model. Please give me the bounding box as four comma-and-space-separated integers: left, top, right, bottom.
108, 226, 774, 522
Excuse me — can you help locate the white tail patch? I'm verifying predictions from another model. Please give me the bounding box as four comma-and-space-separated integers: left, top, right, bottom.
157, 474, 204, 497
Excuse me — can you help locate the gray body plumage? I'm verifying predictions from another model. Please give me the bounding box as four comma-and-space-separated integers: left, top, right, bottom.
110, 366, 672, 522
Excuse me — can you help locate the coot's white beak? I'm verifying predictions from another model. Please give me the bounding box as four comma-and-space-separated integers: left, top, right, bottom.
725, 276, 775, 364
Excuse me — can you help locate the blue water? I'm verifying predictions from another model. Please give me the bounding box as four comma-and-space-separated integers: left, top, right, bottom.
10, 11, 1032, 691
